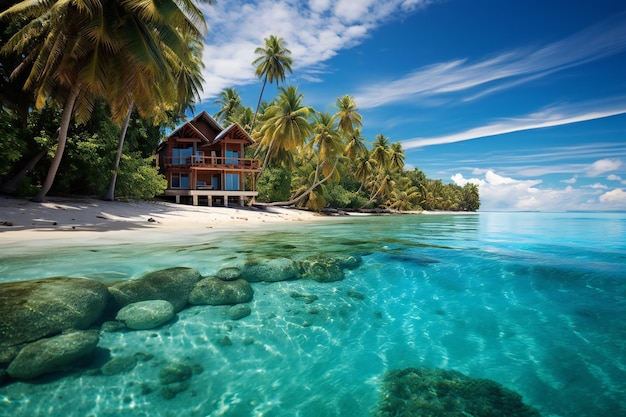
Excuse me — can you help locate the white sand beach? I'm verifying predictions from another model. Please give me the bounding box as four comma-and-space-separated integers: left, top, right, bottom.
0, 196, 324, 245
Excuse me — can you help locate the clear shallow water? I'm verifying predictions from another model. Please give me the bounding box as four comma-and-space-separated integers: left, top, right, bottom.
1, 212, 625, 416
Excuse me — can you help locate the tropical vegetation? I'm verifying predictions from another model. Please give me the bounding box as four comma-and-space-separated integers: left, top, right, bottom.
0, 7, 479, 212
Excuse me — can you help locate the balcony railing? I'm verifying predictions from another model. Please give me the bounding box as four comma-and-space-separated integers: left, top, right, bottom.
163, 155, 260, 170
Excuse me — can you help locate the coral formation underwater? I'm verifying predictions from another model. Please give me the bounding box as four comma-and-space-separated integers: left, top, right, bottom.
376, 367, 541, 417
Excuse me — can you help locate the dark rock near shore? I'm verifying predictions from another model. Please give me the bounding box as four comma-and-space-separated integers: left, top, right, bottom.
297, 256, 345, 282
216, 267, 242, 281
7, 330, 99, 379
115, 300, 175, 330
240, 257, 299, 282
336, 254, 363, 270
188, 277, 253, 305
109, 267, 203, 312
0, 277, 109, 361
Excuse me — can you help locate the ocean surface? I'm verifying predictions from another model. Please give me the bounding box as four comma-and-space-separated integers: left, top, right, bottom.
1, 212, 625, 416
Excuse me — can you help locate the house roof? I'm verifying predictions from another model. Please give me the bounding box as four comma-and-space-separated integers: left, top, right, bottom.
159, 111, 254, 149
214, 123, 254, 145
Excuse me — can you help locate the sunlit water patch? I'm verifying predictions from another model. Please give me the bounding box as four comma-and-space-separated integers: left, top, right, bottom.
1, 212, 625, 416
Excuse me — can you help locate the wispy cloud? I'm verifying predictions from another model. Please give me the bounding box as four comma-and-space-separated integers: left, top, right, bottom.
586, 158, 623, 176
401, 99, 626, 149
198, 0, 433, 100
354, 13, 626, 108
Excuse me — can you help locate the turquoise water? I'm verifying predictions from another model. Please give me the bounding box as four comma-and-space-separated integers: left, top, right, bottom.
1, 212, 625, 416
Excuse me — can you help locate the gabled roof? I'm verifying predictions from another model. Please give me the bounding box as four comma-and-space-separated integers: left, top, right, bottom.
214, 123, 254, 145
166, 111, 221, 142
163, 111, 254, 146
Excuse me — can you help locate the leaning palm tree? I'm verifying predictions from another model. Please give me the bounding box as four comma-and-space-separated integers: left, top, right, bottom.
213, 87, 242, 125
0, 0, 207, 202
267, 111, 344, 207
354, 149, 374, 192
344, 128, 368, 160
250, 35, 293, 133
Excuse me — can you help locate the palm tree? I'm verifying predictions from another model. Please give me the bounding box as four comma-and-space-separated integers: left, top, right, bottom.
370, 134, 391, 169
104, 32, 206, 201
229, 106, 254, 133
250, 35, 293, 133
213, 87, 242, 125
0, 0, 207, 202
353, 149, 374, 192
389, 141, 406, 172
344, 128, 368, 160
257, 86, 313, 171
332, 95, 362, 137
268, 112, 343, 207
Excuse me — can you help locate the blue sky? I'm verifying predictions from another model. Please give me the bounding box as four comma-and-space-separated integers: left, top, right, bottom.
196, 0, 626, 211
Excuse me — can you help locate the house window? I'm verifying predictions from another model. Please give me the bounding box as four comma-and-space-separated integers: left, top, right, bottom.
172, 147, 192, 165
225, 150, 239, 165
225, 174, 240, 191
172, 174, 189, 189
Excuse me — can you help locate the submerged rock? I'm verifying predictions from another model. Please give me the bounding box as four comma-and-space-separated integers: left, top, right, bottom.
159, 361, 193, 385
109, 267, 202, 312
240, 257, 299, 282
297, 256, 344, 282
0, 277, 109, 360
7, 330, 99, 379
228, 304, 252, 320
216, 267, 242, 281
376, 367, 542, 417
336, 254, 363, 270
347, 290, 366, 300
289, 291, 319, 304
188, 277, 253, 305
101, 355, 139, 376
115, 300, 175, 330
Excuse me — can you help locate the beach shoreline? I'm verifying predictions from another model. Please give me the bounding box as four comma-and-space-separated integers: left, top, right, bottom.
0, 195, 478, 246
0, 196, 325, 245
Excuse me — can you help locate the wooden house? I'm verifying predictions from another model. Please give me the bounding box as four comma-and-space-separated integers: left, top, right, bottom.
156, 111, 260, 206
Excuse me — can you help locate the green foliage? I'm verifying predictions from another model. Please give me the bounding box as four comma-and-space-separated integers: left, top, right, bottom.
0, 110, 25, 177
377, 368, 541, 417
115, 154, 167, 199
325, 183, 367, 209
256, 165, 292, 203
0, 98, 169, 200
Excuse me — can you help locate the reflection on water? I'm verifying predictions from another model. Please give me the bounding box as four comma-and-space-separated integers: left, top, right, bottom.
1, 213, 625, 416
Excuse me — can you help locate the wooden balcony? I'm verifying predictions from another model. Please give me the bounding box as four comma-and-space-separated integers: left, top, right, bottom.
162, 155, 260, 170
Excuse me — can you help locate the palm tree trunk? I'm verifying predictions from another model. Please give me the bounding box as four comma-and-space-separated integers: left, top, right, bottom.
250, 74, 268, 138
103, 103, 133, 201
267, 162, 337, 207
260, 137, 276, 172
0, 148, 47, 195
32, 85, 80, 203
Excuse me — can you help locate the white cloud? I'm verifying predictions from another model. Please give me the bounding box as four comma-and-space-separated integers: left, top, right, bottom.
607, 174, 626, 185
354, 13, 626, 108
452, 170, 625, 211
586, 183, 608, 189
401, 100, 626, 149
586, 158, 623, 176
198, 0, 432, 100
599, 188, 626, 210
562, 175, 577, 184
